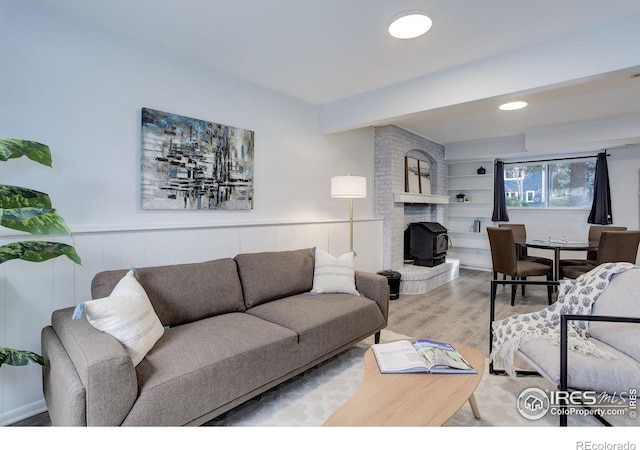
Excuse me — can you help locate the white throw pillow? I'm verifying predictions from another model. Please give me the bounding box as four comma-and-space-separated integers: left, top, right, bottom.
311, 248, 360, 296
73, 269, 164, 366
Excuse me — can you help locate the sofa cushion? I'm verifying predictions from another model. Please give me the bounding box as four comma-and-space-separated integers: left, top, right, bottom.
246, 293, 386, 364
310, 248, 360, 296
518, 337, 640, 394
590, 268, 640, 362
122, 313, 299, 426
235, 248, 315, 308
91, 258, 245, 328
74, 269, 164, 366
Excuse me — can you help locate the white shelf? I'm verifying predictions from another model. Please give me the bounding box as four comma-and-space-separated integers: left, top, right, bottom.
446, 159, 495, 269
393, 192, 450, 204
449, 214, 492, 223
448, 201, 493, 205
447, 187, 493, 191
447, 174, 494, 180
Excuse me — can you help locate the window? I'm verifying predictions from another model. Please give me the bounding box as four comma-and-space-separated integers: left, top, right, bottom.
503, 158, 596, 208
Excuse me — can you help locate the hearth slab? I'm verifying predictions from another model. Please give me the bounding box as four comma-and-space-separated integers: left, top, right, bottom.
397, 259, 459, 294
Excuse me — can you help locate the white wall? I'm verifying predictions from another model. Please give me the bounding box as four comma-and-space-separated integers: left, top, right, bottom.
1, 2, 378, 229
0, 2, 381, 424
608, 145, 640, 230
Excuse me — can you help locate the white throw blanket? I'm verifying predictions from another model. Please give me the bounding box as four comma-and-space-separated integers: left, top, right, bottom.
490, 262, 637, 376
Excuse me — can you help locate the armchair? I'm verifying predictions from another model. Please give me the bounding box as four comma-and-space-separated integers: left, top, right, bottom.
489, 263, 640, 426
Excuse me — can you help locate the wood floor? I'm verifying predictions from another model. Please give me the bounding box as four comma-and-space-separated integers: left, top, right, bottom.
9, 268, 552, 426
387, 268, 553, 357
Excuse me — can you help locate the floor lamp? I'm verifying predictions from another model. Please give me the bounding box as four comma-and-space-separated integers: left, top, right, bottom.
331, 172, 367, 252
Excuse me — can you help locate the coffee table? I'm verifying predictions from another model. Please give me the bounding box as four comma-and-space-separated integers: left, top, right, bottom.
323, 341, 484, 426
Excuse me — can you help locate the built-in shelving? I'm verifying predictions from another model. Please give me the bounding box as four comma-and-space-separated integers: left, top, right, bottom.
445, 160, 495, 270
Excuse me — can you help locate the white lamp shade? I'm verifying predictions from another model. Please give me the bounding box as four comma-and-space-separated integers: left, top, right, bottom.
331, 175, 367, 198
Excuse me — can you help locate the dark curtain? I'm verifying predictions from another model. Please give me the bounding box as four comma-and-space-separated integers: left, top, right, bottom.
492, 160, 509, 222
588, 152, 612, 224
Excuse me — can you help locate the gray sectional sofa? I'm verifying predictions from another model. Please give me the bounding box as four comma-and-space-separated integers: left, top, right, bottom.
41, 248, 389, 426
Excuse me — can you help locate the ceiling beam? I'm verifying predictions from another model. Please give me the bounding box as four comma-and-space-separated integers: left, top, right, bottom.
318, 14, 640, 134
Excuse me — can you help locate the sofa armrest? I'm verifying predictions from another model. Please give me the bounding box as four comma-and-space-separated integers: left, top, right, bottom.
50, 307, 138, 426
355, 271, 389, 322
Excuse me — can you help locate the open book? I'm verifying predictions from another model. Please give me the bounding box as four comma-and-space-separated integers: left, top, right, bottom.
372, 339, 477, 374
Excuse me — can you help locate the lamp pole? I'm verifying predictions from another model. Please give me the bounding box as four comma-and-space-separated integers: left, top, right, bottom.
349, 196, 354, 252
331, 171, 367, 254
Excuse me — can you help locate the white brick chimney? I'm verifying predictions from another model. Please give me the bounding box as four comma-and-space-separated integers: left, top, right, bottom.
374, 125, 446, 270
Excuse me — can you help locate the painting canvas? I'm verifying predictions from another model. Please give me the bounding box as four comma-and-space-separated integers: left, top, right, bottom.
141, 108, 254, 210
405, 157, 420, 193
405, 156, 431, 194
419, 160, 431, 194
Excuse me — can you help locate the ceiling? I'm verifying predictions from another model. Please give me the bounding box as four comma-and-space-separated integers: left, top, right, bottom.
45, 0, 640, 147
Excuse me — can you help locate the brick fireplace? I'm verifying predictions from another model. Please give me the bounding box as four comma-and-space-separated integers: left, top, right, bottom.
374, 125, 459, 294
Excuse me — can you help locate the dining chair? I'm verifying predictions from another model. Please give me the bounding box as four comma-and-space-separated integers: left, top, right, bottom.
559, 225, 627, 268
561, 230, 640, 279
498, 223, 553, 267
487, 227, 553, 305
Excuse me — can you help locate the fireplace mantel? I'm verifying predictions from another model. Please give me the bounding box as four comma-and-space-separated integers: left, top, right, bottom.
393, 192, 450, 205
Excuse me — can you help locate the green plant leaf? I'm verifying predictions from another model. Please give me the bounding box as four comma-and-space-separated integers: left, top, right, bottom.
0, 241, 82, 265
0, 207, 71, 235
0, 347, 45, 367
0, 139, 52, 167
0, 184, 52, 209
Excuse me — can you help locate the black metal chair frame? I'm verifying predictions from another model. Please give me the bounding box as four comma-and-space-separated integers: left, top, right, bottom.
559, 314, 640, 427
489, 278, 639, 426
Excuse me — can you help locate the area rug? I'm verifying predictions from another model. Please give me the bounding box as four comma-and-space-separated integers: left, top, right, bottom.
204, 330, 631, 427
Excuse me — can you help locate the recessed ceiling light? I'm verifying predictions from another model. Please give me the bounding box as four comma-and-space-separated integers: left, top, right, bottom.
388, 12, 432, 39
499, 101, 528, 111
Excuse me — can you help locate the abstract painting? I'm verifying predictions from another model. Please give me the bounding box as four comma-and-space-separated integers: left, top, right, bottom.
141, 108, 254, 210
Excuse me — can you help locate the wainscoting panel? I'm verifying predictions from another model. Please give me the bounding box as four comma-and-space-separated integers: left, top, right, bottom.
0, 218, 382, 425
239, 223, 328, 255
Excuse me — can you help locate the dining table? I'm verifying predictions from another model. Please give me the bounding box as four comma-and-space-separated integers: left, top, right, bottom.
521, 239, 598, 281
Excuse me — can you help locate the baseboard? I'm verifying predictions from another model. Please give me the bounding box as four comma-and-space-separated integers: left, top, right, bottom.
0, 400, 47, 426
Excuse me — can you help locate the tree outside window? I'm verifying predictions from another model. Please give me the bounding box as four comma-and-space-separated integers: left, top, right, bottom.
548, 161, 595, 207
